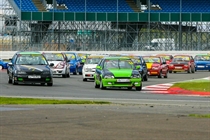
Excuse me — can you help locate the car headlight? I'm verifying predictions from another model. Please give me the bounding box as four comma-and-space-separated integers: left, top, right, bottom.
184, 64, 188, 67
17, 71, 26, 74
104, 75, 114, 79
131, 74, 140, 78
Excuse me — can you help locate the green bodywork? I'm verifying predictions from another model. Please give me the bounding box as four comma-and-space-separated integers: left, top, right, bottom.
94, 57, 142, 89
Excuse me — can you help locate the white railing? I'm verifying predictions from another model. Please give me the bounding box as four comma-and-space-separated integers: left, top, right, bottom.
0, 51, 209, 59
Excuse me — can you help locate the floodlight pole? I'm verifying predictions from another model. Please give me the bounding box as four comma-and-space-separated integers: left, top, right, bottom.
179, 0, 182, 51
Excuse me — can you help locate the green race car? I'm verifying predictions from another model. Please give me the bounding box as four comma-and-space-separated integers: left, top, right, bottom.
94, 57, 142, 90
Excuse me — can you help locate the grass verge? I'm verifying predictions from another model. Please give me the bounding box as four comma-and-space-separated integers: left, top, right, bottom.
171, 80, 210, 92
0, 97, 110, 105
189, 114, 210, 118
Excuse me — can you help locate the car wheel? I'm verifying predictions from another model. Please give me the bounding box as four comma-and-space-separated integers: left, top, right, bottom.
187, 66, 192, 73
73, 68, 77, 75
100, 79, 106, 90
41, 83, 45, 86
173, 71, 176, 73
136, 84, 142, 91
12, 75, 17, 85
143, 74, 148, 81
8, 77, 12, 84
164, 71, 168, 78
158, 71, 162, 78
83, 78, 87, 81
67, 69, 70, 77
79, 72, 82, 75
191, 67, 195, 73
62, 69, 68, 78
127, 87, 132, 90
94, 80, 100, 88
169, 71, 172, 73
47, 83, 53, 86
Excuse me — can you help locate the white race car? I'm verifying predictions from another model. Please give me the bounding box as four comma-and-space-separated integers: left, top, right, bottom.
82, 55, 106, 81
43, 52, 70, 78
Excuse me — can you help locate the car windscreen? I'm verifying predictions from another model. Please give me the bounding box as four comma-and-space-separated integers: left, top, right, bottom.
104, 59, 134, 69
194, 55, 210, 61
131, 58, 142, 65
65, 53, 76, 61
86, 58, 101, 64
172, 56, 190, 62
43, 53, 64, 61
15, 54, 48, 65
143, 57, 161, 63
159, 55, 171, 61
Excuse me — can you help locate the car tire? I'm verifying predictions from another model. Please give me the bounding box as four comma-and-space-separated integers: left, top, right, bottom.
136, 84, 142, 91
79, 72, 82, 75
47, 83, 53, 86
83, 78, 87, 81
62, 69, 68, 78
187, 66, 192, 73
94, 80, 100, 88
8, 77, 12, 84
73, 68, 77, 75
191, 67, 195, 73
143, 74, 148, 81
12, 75, 17, 85
158, 71, 162, 78
169, 71, 172, 73
173, 71, 176, 73
164, 71, 168, 78
41, 83, 45, 86
127, 87, 132, 90
100, 79, 106, 90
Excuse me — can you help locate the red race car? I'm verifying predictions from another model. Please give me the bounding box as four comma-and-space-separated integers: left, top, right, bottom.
156, 54, 173, 65
143, 56, 169, 78
168, 55, 195, 73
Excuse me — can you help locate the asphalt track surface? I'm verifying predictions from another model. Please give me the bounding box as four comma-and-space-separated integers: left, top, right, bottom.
0, 70, 209, 102
0, 70, 210, 140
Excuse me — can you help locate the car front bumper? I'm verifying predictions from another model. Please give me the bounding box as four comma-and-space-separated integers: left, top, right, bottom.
101, 78, 141, 87
14, 75, 53, 84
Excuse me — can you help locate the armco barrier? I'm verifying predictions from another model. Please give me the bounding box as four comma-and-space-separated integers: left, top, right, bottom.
0, 51, 209, 59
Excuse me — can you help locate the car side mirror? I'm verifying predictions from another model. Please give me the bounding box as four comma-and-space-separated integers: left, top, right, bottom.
135, 65, 140, 69
96, 65, 102, 70
162, 62, 166, 64
49, 63, 54, 67
8, 62, 13, 66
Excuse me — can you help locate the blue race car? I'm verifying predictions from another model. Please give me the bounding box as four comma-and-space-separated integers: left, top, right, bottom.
194, 54, 210, 71
64, 52, 80, 75
0, 58, 8, 69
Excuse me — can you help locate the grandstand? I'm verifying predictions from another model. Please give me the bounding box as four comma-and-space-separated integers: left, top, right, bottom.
0, 0, 210, 51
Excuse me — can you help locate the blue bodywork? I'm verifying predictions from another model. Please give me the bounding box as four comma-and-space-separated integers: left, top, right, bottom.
64, 52, 80, 75
194, 55, 210, 71
0, 59, 8, 69
133, 56, 148, 81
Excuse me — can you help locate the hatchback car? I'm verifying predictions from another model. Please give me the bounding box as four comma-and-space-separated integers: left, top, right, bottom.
94, 57, 142, 90
7, 51, 54, 86
169, 55, 195, 73
43, 52, 70, 78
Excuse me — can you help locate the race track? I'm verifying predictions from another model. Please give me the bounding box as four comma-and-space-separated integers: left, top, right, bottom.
0, 70, 209, 103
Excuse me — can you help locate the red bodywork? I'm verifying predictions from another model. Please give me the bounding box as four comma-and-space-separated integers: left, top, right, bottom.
168, 55, 195, 73
143, 56, 169, 78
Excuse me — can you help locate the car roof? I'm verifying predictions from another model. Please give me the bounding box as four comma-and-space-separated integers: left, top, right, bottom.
18, 51, 41, 55
88, 55, 106, 59
104, 57, 131, 60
